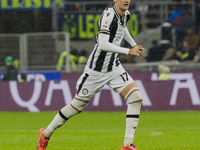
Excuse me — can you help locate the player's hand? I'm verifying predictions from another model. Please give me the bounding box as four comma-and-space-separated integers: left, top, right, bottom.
128, 45, 146, 56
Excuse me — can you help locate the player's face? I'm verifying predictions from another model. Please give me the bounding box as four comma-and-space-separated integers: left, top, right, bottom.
114, 0, 130, 13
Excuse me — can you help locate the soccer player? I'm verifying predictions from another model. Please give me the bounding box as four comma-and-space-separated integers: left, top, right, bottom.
37, 0, 145, 149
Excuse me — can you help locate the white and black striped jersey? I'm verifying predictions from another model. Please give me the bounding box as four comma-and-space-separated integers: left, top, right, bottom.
86, 5, 131, 73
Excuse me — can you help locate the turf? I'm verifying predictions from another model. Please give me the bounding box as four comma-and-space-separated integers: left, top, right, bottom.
0, 111, 200, 150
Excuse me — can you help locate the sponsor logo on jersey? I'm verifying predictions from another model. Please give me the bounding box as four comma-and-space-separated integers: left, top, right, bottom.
103, 21, 109, 29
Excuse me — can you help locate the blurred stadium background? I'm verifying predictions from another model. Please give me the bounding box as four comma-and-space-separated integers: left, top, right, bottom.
0, 0, 199, 72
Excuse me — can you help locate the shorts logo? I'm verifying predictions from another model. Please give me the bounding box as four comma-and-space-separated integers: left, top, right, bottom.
82, 88, 88, 95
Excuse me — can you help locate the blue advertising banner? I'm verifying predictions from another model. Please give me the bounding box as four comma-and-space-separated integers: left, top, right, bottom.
25, 71, 61, 81
0, 0, 64, 11
0, 71, 61, 81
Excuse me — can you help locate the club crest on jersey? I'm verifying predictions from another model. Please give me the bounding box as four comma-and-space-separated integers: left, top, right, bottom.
82, 88, 88, 95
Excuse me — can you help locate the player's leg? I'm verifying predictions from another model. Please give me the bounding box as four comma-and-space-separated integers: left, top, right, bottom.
37, 70, 106, 149
43, 94, 90, 138
108, 67, 142, 150
37, 72, 92, 149
37, 94, 91, 150
120, 82, 142, 148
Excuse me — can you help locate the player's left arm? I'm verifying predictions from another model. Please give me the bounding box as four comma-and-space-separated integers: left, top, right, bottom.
123, 27, 137, 47
123, 27, 146, 56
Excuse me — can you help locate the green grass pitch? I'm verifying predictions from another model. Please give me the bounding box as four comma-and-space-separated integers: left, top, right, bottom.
0, 111, 200, 150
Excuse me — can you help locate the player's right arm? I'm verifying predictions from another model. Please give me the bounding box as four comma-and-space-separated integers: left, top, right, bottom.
98, 8, 145, 56
99, 33, 130, 54
99, 33, 145, 56
98, 8, 130, 54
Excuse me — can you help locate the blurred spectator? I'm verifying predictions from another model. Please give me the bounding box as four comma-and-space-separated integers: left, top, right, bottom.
178, 5, 194, 47
183, 27, 199, 50
78, 50, 88, 65
2, 56, 18, 81
175, 40, 195, 61
56, 48, 79, 72
162, 46, 176, 61
166, 3, 184, 50
146, 40, 161, 62
19, 73, 27, 82
13, 59, 20, 69
158, 65, 171, 81
146, 40, 174, 62
193, 47, 200, 63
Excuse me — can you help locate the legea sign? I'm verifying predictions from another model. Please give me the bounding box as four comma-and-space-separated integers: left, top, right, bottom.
59, 13, 139, 39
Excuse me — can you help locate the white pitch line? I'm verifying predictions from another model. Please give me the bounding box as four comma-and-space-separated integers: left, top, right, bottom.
150, 131, 163, 136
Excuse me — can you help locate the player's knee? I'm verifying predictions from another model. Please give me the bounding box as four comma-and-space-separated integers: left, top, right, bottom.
125, 87, 143, 104
60, 96, 89, 119
70, 96, 89, 112
126, 88, 142, 116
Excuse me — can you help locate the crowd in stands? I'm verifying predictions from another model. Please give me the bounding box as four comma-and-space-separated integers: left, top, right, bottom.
146, 26, 200, 63
0, 56, 28, 82
145, 0, 200, 64
65, 0, 200, 65
0, 48, 88, 81
1, 0, 200, 77
56, 48, 88, 72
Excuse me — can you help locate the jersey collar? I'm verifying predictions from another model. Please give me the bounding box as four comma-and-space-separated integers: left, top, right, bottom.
113, 5, 127, 25
113, 5, 123, 19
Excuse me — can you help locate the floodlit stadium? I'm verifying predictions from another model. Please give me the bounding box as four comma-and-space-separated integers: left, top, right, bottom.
0, 0, 200, 150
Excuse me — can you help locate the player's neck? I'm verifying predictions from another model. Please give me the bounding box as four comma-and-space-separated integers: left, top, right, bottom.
114, 5, 125, 17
